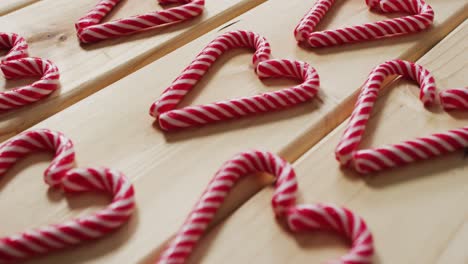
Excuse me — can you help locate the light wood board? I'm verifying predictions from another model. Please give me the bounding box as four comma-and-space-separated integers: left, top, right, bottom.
0, 0, 39, 16
0, 0, 265, 139
188, 20, 468, 264
0, 0, 466, 263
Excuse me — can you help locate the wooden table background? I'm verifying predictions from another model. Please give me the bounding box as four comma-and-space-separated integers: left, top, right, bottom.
0, 0, 467, 263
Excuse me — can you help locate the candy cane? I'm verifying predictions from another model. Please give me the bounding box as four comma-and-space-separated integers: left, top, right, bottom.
0, 129, 135, 262
0, 32, 60, 111
440, 88, 468, 111
0, 58, 60, 111
295, 0, 434, 47
150, 30, 320, 131
157, 151, 297, 264
0, 33, 28, 61
336, 60, 468, 174
157, 150, 373, 264
76, 0, 205, 43
286, 204, 373, 263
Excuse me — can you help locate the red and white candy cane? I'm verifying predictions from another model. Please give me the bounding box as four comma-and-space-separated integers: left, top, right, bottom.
295, 0, 434, 47
150, 30, 320, 131
0, 33, 28, 61
336, 60, 468, 174
0, 58, 60, 111
0, 129, 135, 262
286, 204, 374, 263
76, 0, 205, 43
0, 32, 60, 111
440, 88, 468, 111
157, 150, 373, 264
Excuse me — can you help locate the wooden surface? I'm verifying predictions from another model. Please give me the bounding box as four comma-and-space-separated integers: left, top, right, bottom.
0, 0, 39, 16
0, 0, 265, 140
188, 20, 468, 264
0, 0, 466, 263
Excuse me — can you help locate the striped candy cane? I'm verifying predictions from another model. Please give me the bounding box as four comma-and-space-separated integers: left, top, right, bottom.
0, 58, 60, 111
76, 0, 205, 43
157, 150, 373, 264
0, 32, 60, 111
150, 30, 320, 131
440, 88, 468, 111
0, 129, 135, 262
157, 151, 298, 264
286, 204, 374, 264
336, 60, 468, 174
295, 0, 434, 47
0, 33, 28, 61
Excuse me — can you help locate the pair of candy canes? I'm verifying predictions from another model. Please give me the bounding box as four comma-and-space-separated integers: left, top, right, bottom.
0, 130, 372, 263
336, 60, 468, 174
295, 0, 435, 47
0, 129, 135, 263
157, 150, 374, 264
0, 33, 59, 111
76, 0, 434, 44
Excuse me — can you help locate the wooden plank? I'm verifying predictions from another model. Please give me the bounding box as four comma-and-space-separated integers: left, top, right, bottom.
0, 1, 466, 263
0, 0, 39, 16
188, 20, 468, 263
436, 222, 468, 263
0, 0, 265, 139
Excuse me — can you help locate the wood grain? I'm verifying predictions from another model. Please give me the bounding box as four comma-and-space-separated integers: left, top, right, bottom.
0, 0, 466, 263
188, 20, 468, 264
0, 0, 265, 139
0, 0, 39, 16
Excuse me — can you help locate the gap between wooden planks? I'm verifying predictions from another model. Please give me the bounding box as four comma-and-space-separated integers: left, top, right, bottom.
0, 0, 466, 263
0, 0, 266, 140
187, 20, 468, 264
0, 0, 40, 16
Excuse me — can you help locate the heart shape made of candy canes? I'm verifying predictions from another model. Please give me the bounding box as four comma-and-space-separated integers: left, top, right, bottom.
0, 129, 135, 262
335, 59, 468, 174
0, 32, 60, 111
157, 150, 374, 264
149, 30, 320, 131
294, 0, 434, 47
75, 0, 205, 43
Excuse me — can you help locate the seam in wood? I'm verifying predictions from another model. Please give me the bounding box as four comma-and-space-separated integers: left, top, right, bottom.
0, 0, 41, 16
